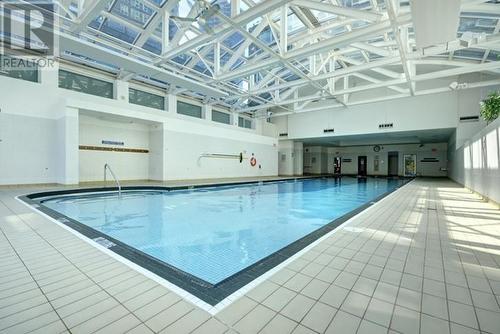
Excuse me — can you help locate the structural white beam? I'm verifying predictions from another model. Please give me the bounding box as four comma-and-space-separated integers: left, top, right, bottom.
160, 0, 294, 61
161, 12, 170, 54
59, 33, 227, 98
292, 0, 382, 22
217, 13, 412, 81
222, 18, 269, 72
353, 72, 407, 94
268, 78, 500, 118
386, 0, 414, 95
280, 4, 288, 57
214, 41, 221, 76
244, 32, 500, 96
351, 42, 396, 57
135, 0, 179, 47
238, 60, 500, 112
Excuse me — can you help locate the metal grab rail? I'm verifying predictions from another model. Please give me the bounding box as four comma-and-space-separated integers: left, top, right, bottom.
104, 163, 122, 196
199, 152, 244, 163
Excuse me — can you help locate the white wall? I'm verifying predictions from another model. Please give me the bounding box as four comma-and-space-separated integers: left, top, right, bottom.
278, 140, 304, 176
318, 143, 448, 177
0, 61, 278, 185
273, 92, 460, 140
78, 115, 151, 182
303, 146, 329, 174
448, 118, 500, 203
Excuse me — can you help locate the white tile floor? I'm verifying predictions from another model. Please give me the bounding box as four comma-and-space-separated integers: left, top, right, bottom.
0, 178, 499, 334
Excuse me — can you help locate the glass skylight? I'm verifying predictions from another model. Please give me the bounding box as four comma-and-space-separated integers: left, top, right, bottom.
21, 0, 495, 112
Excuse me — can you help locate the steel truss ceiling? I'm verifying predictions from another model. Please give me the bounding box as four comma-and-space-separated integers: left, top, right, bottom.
14, 0, 500, 116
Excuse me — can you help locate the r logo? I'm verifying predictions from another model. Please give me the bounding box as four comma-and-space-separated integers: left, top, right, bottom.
0, 1, 56, 57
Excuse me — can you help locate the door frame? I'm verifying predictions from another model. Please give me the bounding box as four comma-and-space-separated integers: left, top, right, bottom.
357, 155, 367, 176
388, 151, 399, 176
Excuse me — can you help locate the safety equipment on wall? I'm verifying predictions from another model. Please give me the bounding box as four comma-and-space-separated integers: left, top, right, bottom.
250, 157, 257, 167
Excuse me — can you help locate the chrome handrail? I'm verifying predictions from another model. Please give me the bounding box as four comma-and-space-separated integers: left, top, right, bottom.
104, 163, 121, 196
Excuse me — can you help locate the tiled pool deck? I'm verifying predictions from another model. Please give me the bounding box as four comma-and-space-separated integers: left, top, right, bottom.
1, 178, 499, 334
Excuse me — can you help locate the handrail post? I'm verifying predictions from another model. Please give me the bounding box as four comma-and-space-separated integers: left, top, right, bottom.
104, 163, 122, 196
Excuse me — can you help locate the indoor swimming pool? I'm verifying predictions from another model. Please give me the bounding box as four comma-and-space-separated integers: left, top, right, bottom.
25, 177, 408, 304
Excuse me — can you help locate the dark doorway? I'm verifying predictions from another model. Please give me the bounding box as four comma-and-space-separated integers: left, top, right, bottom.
388, 151, 399, 176
333, 157, 341, 175
358, 156, 367, 176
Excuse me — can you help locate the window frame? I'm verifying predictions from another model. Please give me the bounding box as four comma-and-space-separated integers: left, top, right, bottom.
58, 68, 115, 99
211, 108, 232, 125
176, 98, 203, 119
0, 55, 39, 83
238, 116, 253, 129
128, 87, 165, 110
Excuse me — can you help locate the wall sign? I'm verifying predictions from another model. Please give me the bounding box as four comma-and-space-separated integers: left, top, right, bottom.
102, 140, 124, 146
342, 158, 352, 163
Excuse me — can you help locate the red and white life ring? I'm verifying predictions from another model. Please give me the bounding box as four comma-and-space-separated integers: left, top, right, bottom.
250, 157, 257, 167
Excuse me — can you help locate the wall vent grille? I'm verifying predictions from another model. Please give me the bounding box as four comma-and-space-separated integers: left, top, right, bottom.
279, 133, 288, 137
323, 128, 334, 133
459, 116, 479, 122
379, 123, 393, 129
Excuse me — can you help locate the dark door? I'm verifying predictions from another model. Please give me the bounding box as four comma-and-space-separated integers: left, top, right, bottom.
333, 157, 341, 174
388, 152, 399, 176
358, 156, 367, 176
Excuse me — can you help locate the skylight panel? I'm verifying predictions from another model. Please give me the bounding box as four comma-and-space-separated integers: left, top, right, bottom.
454, 48, 486, 60
458, 17, 497, 34
220, 52, 231, 66
111, 0, 154, 28
100, 18, 140, 44
172, 54, 193, 66
339, 0, 371, 9
150, 0, 167, 5
89, 15, 105, 30
326, 25, 348, 37
257, 27, 275, 45
143, 38, 162, 54
288, 13, 306, 34
311, 9, 337, 23
230, 58, 245, 70
351, 20, 370, 29
222, 32, 244, 49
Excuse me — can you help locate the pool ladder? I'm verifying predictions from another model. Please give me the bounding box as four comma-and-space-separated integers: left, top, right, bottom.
104, 163, 122, 196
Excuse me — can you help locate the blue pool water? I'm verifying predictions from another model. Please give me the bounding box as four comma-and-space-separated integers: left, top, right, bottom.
41, 177, 404, 284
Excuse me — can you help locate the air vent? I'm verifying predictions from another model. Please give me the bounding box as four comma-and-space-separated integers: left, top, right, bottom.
420, 158, 439, 163
323, 128, 335, 133
379, 123, 393, 129
279, 133, 288, 137
459, 116, 479, 122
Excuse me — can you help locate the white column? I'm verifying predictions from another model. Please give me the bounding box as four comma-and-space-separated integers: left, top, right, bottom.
203, 104, 212, 121
167, 93, 177, 113
58, 106, 79, 185
115, 79, 129, 102
40, 59, 59, 86
293, 141, 304, 175
278, 140, 294, 176
232, 111, 240, 127
149, 122, 167, 181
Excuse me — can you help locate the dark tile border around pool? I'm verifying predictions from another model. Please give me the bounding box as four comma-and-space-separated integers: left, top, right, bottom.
19, 176, 412, 306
